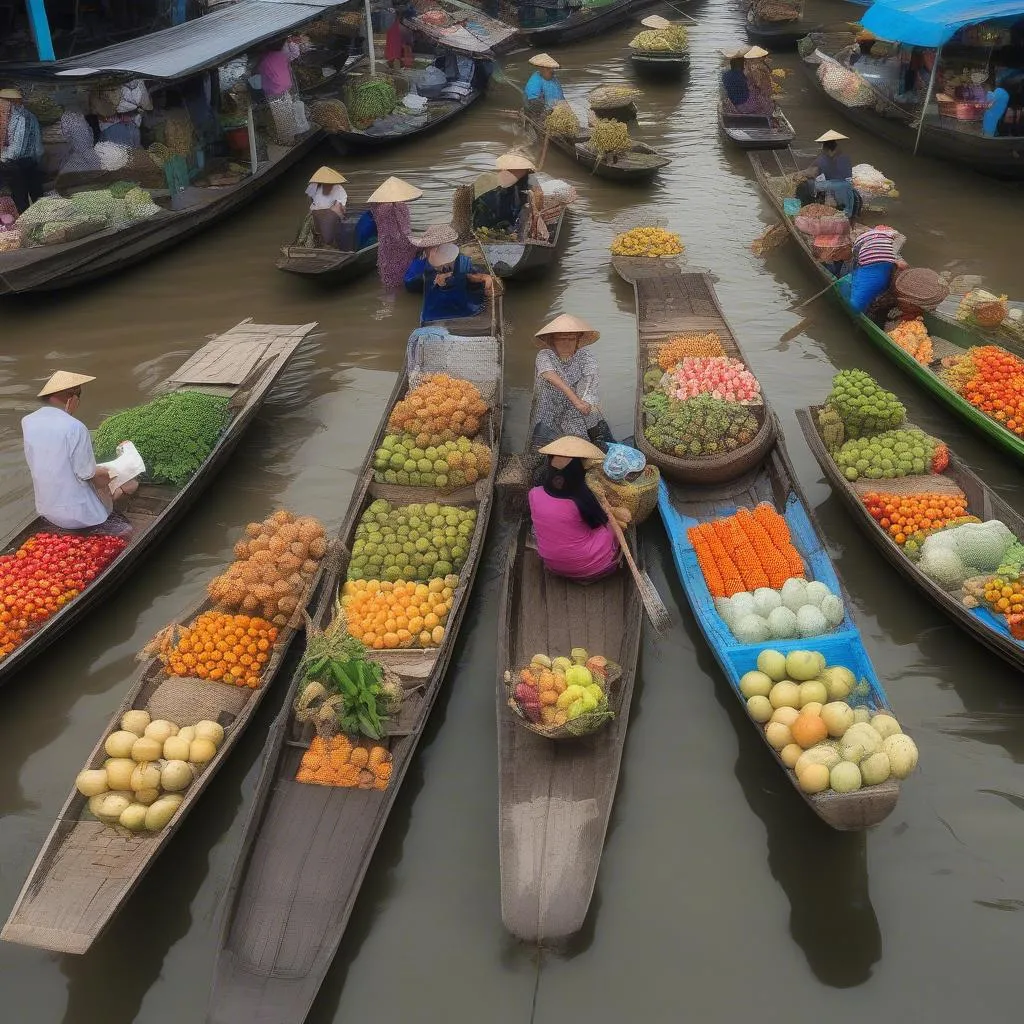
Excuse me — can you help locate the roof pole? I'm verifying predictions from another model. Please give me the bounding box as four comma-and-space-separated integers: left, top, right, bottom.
365, 0, 376, 76
25, 0, 55, 61
914, 43, 942, 156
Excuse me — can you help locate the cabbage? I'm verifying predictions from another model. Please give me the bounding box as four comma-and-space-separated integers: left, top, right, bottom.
950, 521, 1014, 573
733, 613, 770, 644
753, 587, 782, 617
781, 577, 808, 611
796, 605, 828, 637
766, 605, 797, 639
918, 545, 967, 589
820, 594, 844, 628
804, 580, 831, 607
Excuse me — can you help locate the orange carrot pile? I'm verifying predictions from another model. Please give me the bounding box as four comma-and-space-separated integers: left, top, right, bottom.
688, 504, 805, 598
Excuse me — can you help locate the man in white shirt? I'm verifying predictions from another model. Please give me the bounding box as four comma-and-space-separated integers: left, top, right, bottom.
21, 372, 133, 538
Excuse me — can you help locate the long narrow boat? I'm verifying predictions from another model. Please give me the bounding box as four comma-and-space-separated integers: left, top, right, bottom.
0, 518, 333, 954
517, 0, 660, 45
496, 414, 642, 943
798, 405, 1024, 672
523, 109, 670, 183
614, 256, 776, 483
718, 93, 795, 149
616, 253, 900, 829
746, 4, 818, 49
630, 47, 691, 78
207, 297, 504, 1024
276, 209, 378, 282
749, 149, 1024, 464
0, 320, 316, 689
403, 3, 517, 55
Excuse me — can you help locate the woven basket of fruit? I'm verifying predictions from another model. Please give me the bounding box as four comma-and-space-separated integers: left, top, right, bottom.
586, 465, 661, 524
505, 650, 619, 740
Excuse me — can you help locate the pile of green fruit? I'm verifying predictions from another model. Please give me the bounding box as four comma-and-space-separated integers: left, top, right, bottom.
544, 101, 580, 136
826, 369, 906, 438
833, 427, 938, 481
349, 499, 476, 582
347, 79, 397, 128
93, 391, 230, 487
643, 393, 758, 458
372, 433, 491, 490
590, 117, 632, 156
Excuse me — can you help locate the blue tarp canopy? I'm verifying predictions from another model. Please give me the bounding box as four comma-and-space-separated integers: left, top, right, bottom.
861, 1, 1024, 47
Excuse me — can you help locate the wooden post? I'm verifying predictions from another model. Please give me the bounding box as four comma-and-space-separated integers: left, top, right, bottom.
365, 0, 376, 76
247, 102, 259, 172
914, 44, 942, 156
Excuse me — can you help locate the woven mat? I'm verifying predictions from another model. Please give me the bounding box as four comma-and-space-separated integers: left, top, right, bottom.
145, 675, 251, 727
850, 474, 965, 498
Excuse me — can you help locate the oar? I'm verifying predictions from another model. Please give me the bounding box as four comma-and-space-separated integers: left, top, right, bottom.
779, 275, 850, 344
593, 491, 672, 634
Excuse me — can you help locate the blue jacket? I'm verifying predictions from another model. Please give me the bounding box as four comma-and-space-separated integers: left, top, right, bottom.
525, 71, 565, 107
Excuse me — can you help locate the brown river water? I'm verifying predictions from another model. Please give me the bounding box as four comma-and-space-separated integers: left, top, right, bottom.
3, 1, 1024, 1020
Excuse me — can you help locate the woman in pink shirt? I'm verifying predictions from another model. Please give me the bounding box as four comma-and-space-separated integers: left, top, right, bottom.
528, 436, 620, 582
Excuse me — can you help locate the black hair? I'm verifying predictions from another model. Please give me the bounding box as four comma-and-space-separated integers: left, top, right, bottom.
542, 456, 608, 529
822, 140, 838, 153
730, 56, 745, 71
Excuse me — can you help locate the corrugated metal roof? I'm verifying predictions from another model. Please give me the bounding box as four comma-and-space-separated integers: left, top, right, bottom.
2, 0, 356, 81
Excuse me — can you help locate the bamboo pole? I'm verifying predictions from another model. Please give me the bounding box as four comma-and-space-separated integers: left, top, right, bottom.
365, 0, 376, 76
913, 43, 942, 156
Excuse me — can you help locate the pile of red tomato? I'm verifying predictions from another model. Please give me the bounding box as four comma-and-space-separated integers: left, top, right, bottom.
961, 346, 1024, 437
0, 532, 128, 661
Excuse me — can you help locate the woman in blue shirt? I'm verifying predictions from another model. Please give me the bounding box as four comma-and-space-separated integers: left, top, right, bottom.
721, 53, 750, 111
404, 223, 491, 323
524, 53, 565, 109
983, 71, 1012, 137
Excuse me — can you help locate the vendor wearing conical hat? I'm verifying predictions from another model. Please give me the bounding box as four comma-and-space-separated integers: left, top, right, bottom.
474, 151, 538, 233
738, 45, 774, 115
524, 53, 565, 109
21, 372, 135, 538
305, 166, 348, 248
366, 176, 424, 293
532, 314, 613, 452
403, 223, 492, 323
796, 129, 860, 220
530, 435, 620, 583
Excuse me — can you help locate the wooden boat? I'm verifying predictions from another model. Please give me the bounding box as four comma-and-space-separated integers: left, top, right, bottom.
798, 406, 1024, 672
0, 321, 317, 690
472, 201, 569, 282
517, 0, 660, 45
587, 96, 638, 121
403, 4, 517, 55
0, 133, 324, 295
630, 47, 691, 77
496, 502, 643, 941
746, 15, 818, 49
719, 94, 795, 149
276, 210, 378, 283
749, 149, 1024, 464
1, 520, 332, 954
523, 109, 670, 183
207, 299, 504, 1024
796, 45, 1024, 181
613, 256, 776, 483
656, 434, 902, 830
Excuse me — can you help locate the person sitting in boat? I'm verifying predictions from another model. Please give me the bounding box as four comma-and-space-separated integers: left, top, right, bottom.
305, 166, 348, 248
796, 130, 861, 220
21, 372, 136, 540
721, 51, 751, 112
983, 70, 1013, 137
474, 152, 538, 233
846, 31, 876, 67
524, 53, 565, 110
738, 46, 775, 115
837, 224, 907, 314
532, 314, 614, 450
404, 223, 492, 321
529, 436, 620, 583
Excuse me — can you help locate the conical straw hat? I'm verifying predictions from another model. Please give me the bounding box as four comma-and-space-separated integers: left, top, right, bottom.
815, 129, 848, 143
744, 45, 770, 59
495, 151, 535, 172
408, 222, 459, 248
367, 176, 423, 203
427, 243, 460, 268
474, 170, 504, 197
0, 87, 23, 100
309, 166, 346, 185
528, 52, 559, 69
496, 170, 519, 188
538, 435, 606, 460
641, 15, 672, 29
38, 370, 95, 397
535, 313, 600, 346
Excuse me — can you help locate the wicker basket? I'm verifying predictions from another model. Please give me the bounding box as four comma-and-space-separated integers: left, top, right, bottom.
586, 465, 660, 524
894, 268, 949, 314
794, 210, 848, 237
506, 660, 621, 740
958, 290, 1009, 328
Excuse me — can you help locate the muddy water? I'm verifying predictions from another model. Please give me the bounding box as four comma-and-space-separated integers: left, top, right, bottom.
3, 1, 1024, 1020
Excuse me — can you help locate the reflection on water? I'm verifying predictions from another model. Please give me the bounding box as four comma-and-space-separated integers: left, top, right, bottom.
2, 0, 1024, 1021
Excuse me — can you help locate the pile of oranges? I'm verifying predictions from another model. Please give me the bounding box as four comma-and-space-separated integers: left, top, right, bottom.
656, 332, 724, 370
341, 576, 458, 649
387, 375, 488, 449
861, 491, 970, 545
163, 612, 277, 687
887, 318, 934, 365
296, 735, 393, 789
959, 346, 1024, 437
981, 576, 1024, 616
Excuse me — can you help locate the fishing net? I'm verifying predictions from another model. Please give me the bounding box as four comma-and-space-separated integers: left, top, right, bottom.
817, 57, 875, 108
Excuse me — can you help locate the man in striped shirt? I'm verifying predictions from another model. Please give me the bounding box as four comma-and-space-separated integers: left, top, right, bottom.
839, 225, 907, 314
0, 87, 45, 212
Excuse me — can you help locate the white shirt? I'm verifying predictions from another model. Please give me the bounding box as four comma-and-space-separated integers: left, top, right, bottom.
22, 406, 108, 530
305, 183, 347, 211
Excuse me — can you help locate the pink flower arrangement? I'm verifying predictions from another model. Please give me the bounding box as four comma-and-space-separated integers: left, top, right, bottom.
663, 357, 761, 403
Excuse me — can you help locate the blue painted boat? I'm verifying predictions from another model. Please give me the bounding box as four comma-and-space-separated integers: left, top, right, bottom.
657, 438, 903, 830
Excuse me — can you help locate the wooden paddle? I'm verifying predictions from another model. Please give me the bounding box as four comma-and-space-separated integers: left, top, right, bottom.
593, 491, 671, 634
779, 275, 850, 344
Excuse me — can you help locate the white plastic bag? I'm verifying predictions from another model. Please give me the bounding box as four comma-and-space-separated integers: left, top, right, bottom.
97, 441, 146, 493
